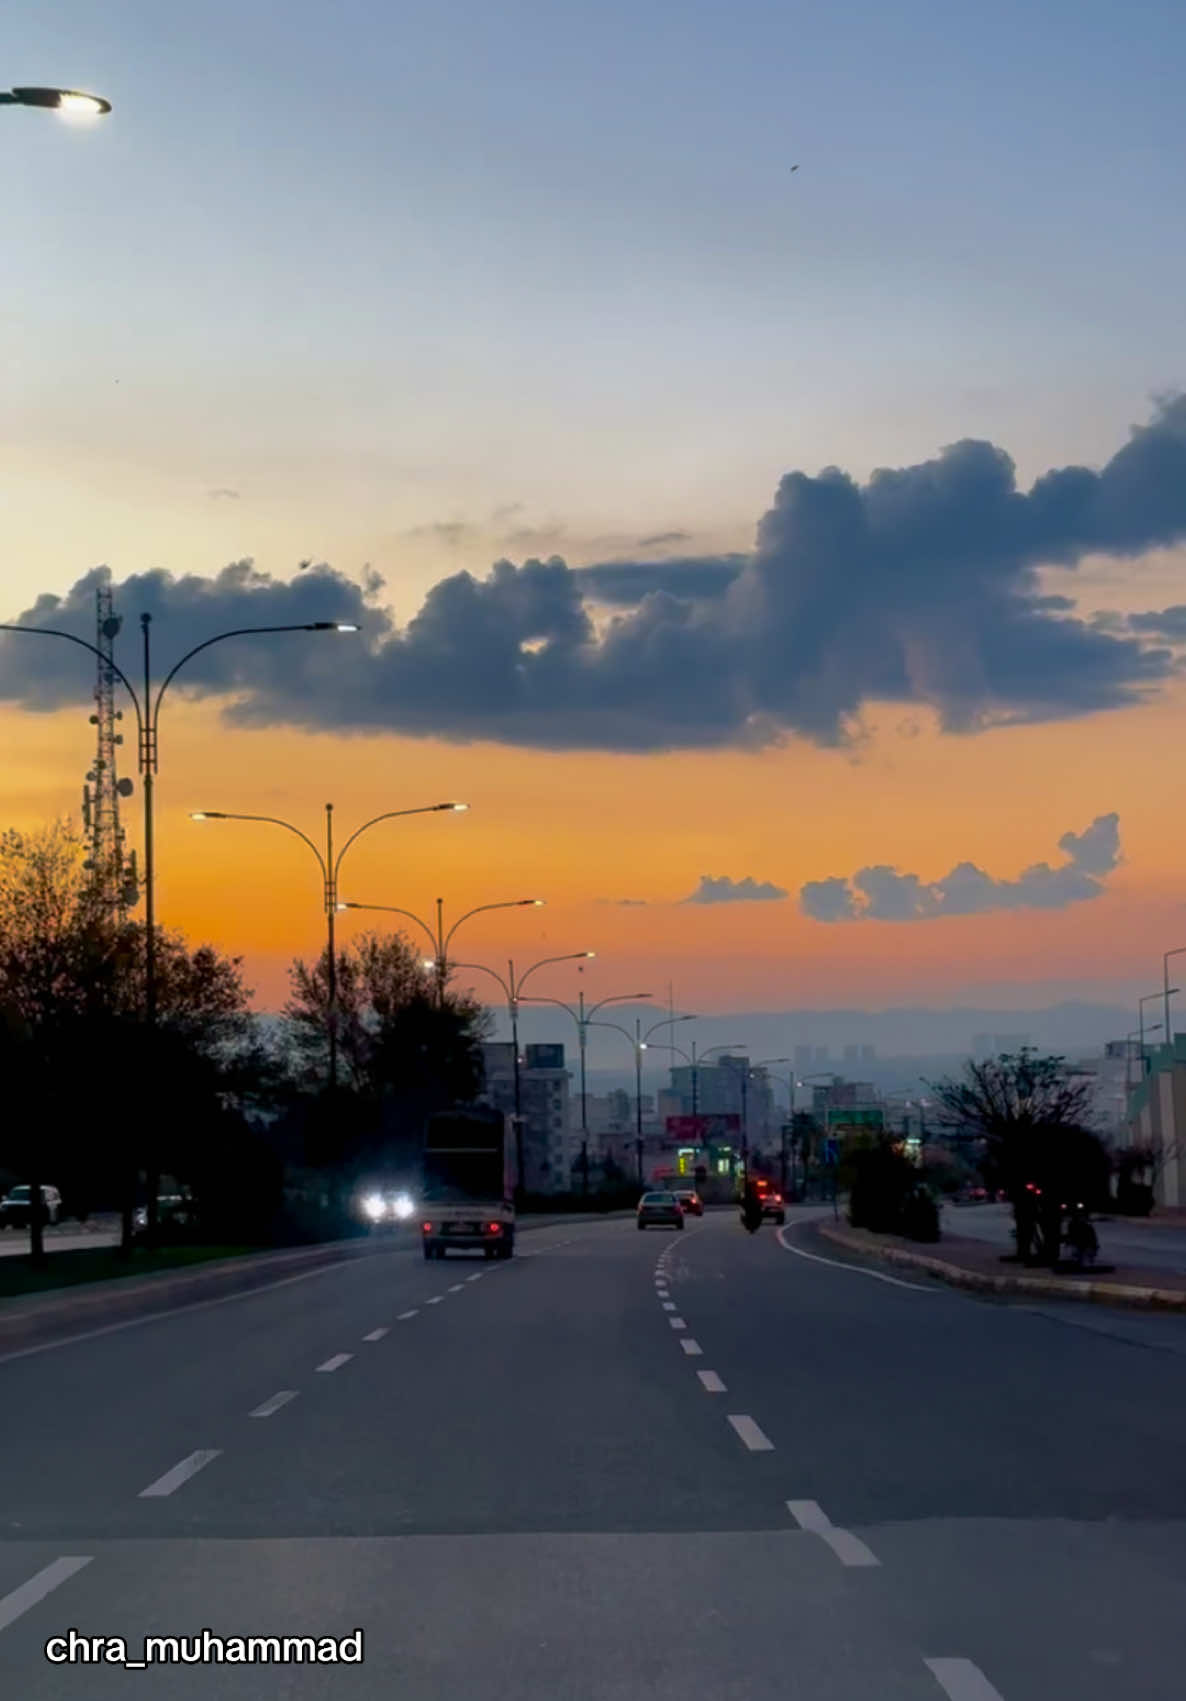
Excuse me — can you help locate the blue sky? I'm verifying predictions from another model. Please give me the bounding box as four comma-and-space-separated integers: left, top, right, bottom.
5, 0, 1184, 603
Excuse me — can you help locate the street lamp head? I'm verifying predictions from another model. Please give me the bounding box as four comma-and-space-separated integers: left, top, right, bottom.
9, 86, 112, 116
189, 811, 226, 821
584, 951, 597, 959
522, 898, 545, 907
421, 958, 436, 972
445, 802, 469, 812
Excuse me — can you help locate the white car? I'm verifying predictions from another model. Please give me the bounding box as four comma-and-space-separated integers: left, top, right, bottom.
0, 1184, 62, 1228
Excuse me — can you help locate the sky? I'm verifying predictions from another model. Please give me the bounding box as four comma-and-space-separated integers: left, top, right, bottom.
2, 0, 1186, 1032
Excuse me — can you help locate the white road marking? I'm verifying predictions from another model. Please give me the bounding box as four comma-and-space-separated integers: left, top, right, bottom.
448, 1283, 464, 1293
786, 1501, 881, 1567
465, 1274, 483, 1282
363, 1328, 388, 1342
775, 1225, 935, 1291
426, 1296, 444, 1305
697, 1370, 726, 1392
727, 1414, 774, 1452
249, 1390, 298, 1418
397, 1308, 418, 1319
316, 1353, 353, 1372
662, 1301, 677, 1311
138, 1449, 222, 1498
668, 1316, 686, 1329
0, 1557, 92, 1633
924, 1657, 1007, 1700
680, 1338, 703, 1355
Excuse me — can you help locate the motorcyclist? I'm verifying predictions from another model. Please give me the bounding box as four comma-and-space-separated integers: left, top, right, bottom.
1063, 1201, 1098, 1267
741, 1179, 763, 1233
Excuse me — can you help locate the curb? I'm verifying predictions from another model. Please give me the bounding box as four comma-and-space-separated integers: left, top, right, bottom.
817, 1223, 1186, 1312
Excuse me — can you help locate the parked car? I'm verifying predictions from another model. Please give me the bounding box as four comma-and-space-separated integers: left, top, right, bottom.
637, 1191, 684, 1230
673, 1189, 703, 1217
0, 1184, 63, 1229
133, 1192, 196, 1233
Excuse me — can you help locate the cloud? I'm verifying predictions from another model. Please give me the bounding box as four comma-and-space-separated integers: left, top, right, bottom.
1127, 605, 1186, 640
207, 488, 240, 501
683, 875, 789, 905
2, 399, 1185, 753
637, 530, 692, 549
800, 812, 1121, 923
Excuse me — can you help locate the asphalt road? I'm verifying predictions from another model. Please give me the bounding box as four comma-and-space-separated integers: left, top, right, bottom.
1, 1209, 1184, 1699
941, 1199, 1186, 1272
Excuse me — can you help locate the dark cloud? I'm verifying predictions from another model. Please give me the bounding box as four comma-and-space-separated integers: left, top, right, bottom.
800, 813, 1121, 923
683, 875, 789, 905
637, 530, 692, 549
1127, 605, 1186, 640
2, 398, 1185, 752
207, 488, 240, 501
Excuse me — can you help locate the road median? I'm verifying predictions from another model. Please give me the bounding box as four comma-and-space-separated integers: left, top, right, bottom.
816, 1221, 1186, 1311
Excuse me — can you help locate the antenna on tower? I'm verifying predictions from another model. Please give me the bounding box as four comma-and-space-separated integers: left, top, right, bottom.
83, 582, 139, 918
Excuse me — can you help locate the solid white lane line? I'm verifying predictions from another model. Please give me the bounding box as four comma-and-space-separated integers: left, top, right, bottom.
697, 1370, 726, 1393
249, 1390, 298, 1418
786, 1500, 880, 1566
316, 1353, 352, 1373
426, 1296, 444, 1305
139, 1450, 221, 1498
397, 1308, 418, 1319
448, 1283, 464, 1292
0, 1557, 92, 1633
775, 1225, 935, 1291
363, 1328, 389, 1342
728, 1415, 774, 1452
669, 1316, 686, 1329
662, 1301, 677, 1311
923, 1658, 1007, 1701
680, 1338, 703, 1355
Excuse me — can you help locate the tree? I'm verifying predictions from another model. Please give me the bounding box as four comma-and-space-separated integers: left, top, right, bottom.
284, 930, 491, 1181
925, 1048, 1110, 1264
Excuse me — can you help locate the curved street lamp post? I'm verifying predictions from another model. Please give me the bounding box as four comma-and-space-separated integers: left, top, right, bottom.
1, 85, 112, 116
587, 1013, 696, 1186
449, 954, 596, 1198
339, 897, 544, 1008
1, 611, 355, 1246
191, 801, 467, 1093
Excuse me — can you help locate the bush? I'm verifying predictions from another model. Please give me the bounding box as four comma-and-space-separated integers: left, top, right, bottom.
900, 1186, 940, 1242
1116, 1182, 1154, 1217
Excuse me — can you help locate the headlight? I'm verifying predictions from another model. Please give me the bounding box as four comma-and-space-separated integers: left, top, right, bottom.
391, 1193, 415, 1220
361, 1193, 387, 1222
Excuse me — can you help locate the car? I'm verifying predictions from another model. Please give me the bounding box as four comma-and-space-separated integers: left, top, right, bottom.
133, 1192, 195, 1233
759, 1188, 786, 1225
637, 1191, 684, 1230
673, 1189, 703, 1217
0, 1184, 62, 1229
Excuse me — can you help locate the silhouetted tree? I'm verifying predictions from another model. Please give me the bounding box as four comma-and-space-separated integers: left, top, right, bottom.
925, 1048, 1109, 1264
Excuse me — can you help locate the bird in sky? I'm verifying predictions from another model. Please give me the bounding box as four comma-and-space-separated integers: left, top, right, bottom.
298, 558, 312, 571
791, 164, 799, 172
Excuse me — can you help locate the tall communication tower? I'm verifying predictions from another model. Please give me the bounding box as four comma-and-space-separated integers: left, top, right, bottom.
81, 584, 139, 917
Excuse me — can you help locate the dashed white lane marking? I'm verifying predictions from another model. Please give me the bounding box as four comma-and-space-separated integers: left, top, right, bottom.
786, 1499, 880, 1566
668, 1317, 687, 1330
727, 1415, 774, 1452
697, 1370, 726, 1393
662, 1301, 677, 1311
775, 1225, 934, 1291
426, 1296, 444, 1305
465, 1274, 483, 1282
397, 1309, 418, 1319
448, 1283, 465, 1292
138, 1450, 222, 1498
316, 1353, 353, 1373
680, 1338, 703, 1355
363, 1328, 388, 1342
923, 1657, 1007, 1700
0, 1557, 92, 1633
249, 1390, 299, 1418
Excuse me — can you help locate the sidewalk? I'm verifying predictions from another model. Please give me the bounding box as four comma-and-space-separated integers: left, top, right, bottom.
817, 1221, 1186, 1311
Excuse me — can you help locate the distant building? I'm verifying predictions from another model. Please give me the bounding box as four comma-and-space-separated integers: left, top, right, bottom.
1125, 1037, 1186, 1207
843, 1044, 860, 1065
794, 1044, 814, 1071
860, 1044, 876, 1064
480, 1041, 572, 1193
814, 1046, 830, 1065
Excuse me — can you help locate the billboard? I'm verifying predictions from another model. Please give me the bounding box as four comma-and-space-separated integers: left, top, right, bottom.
665, 1113, 740, 1143
525, 1043, 565, 1071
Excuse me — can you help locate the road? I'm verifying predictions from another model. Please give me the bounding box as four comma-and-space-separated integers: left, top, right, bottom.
941, 1199, 1186, 1273
1, 1209, 1184, 1699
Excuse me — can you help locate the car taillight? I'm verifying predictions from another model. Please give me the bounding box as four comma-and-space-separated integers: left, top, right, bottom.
422, 1222, 433, 1233
488, 1222, 502, 1233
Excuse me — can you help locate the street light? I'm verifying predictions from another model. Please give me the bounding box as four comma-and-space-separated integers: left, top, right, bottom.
0, 610, 352, 1246
585, 1012, 696, 1187
1139, 992, 1173, 1078
449, 953, 595, 1198
738, 1059, 790, 1185
520, 988, 653, 1192
1, 86, 113, 116
1163, 948, 1186, 1047
191, 800, 466, 1093
340, 896, 544, 1006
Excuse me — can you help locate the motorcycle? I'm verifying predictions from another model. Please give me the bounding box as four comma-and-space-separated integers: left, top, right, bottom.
1062, 1202, 1098, 1269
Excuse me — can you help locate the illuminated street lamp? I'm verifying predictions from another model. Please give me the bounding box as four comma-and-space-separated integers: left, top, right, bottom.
2, 86, 112, 116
